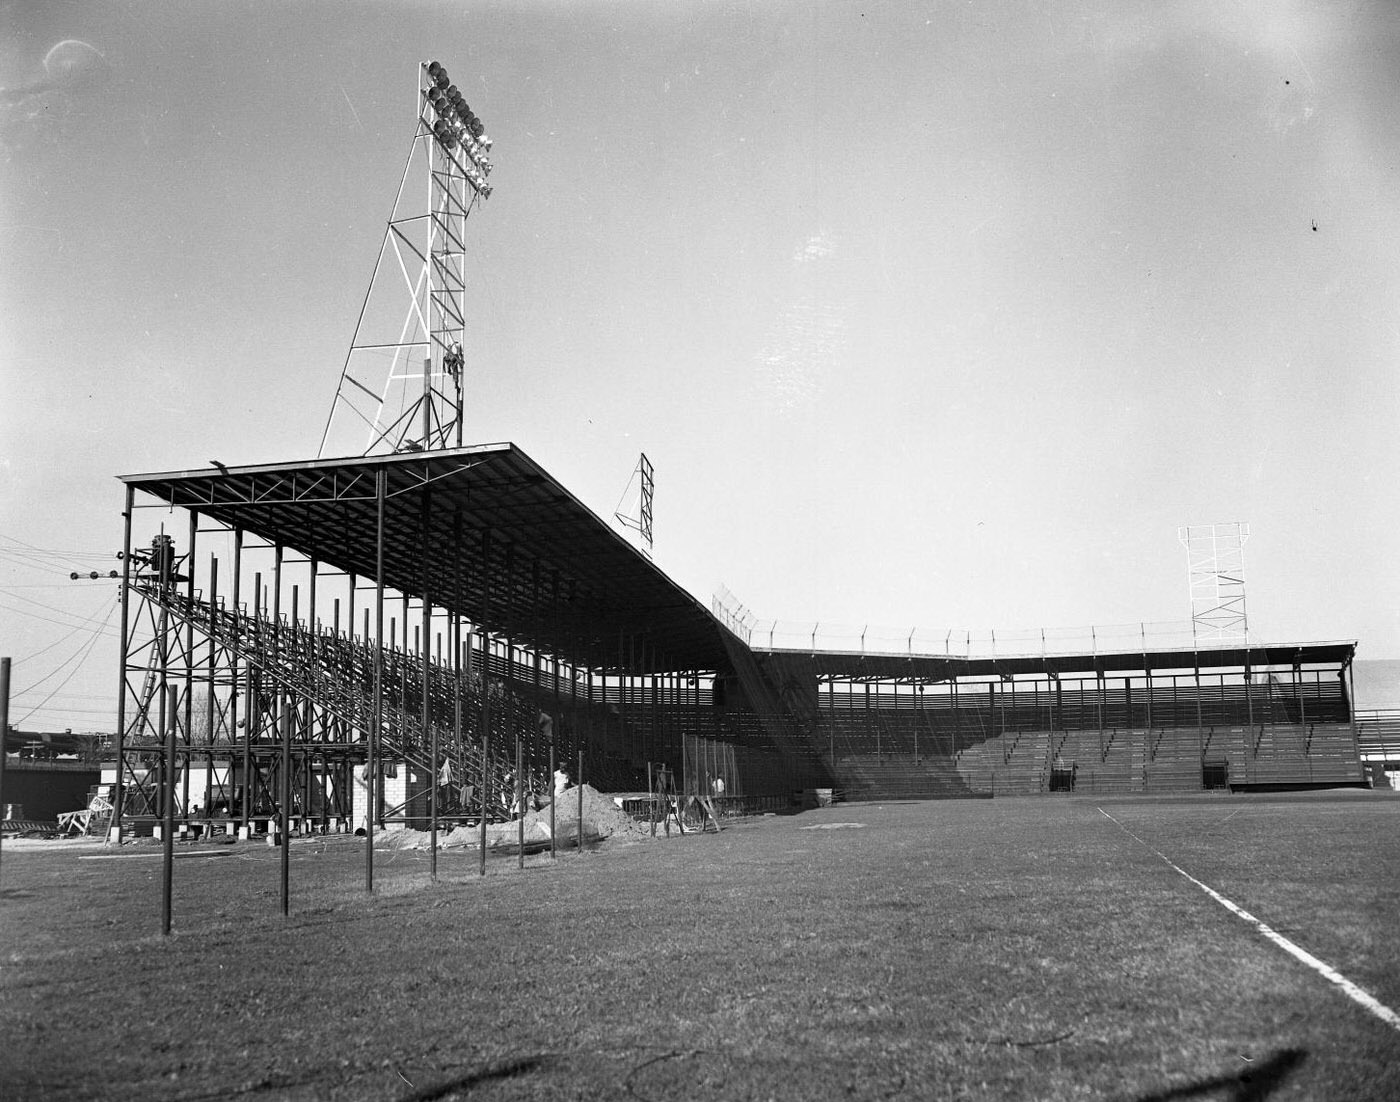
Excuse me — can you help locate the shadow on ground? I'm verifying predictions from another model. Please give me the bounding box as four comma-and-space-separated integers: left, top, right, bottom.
1131, 1048, 1306, 1102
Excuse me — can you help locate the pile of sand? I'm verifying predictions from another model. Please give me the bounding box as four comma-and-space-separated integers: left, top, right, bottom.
374, 785, 661, 850
520, 784, 659, 841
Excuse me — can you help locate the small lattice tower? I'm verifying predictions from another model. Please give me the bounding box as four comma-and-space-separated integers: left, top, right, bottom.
1177, 522, 1250, 642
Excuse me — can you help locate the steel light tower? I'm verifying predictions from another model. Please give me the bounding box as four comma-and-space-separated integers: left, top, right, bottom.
614, 453, 655, 555
319, 61, 494, 457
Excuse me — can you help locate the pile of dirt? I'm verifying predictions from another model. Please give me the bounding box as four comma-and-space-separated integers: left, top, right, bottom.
520, 784, 658, 841
375, 785, 661, 851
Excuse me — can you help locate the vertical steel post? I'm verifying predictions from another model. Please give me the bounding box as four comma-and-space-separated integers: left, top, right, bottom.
422, 355, 432, 454
368, 466, 386, 892
341, 578, 354, 828
650, 666, 659, 785
1097, 672, 1105, 760
1348, 657, 1358, 752
1245, 658, 1255, 755
577, 750, 584, 852
205, 556, 217, 828
1297, 665, 1308, 738
444, 511, 463, 878
516, 736, 524, 870
951, 678, 959, 755
110, 485, 135, 842
533, 646, 542, 775
272, 545, 283, 836
478, 737, 488, 877
291, 583, 299, 818
915, 683, 921, 763
619, 633, 627, 767
160, 683, 177, 935
0, 657, 9, 886
181, 511, 197, 827
550, 649, 560, 860
421, 489, 434, 870
587, 664, 595, 766
307, 553, 319, 830
229, 528, 243, 834
478, 630, 490, 879
244, 571, 260, 838
478, 529, 492, 876
280, 700, 291, 916
454, 630, 465, 817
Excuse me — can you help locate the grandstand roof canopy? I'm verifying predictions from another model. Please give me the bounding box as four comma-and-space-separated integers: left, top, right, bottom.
120, 445, 732, 673
780, 640, 1356, 684
120, 445, 1357, 683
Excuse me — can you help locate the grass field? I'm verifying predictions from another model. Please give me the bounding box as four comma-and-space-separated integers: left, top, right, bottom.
2, 791, 1398, 1100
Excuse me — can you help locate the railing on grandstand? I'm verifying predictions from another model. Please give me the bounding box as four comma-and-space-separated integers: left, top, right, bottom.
712, 591, 1246, 660
748, 620, 1210, 658
1357, 709, 1400, 757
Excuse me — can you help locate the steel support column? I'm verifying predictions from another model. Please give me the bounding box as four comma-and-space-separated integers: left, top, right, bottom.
367, 465, 386, 892
109, 485, 136, 842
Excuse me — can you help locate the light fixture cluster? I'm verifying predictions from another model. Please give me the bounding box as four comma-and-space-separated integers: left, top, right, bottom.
424, 60, 493, 196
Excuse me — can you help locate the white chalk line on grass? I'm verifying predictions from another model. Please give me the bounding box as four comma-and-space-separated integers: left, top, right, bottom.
78, 849, 232, 861
1097, 806, 1400, 1035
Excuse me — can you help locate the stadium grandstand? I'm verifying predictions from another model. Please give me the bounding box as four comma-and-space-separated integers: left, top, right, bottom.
105, 443, 1367, 845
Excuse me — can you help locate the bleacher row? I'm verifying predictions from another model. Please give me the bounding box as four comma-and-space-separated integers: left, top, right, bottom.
821, 675, 1350, 733
820, 708, 1364, 799
1356, 710, 1400, 761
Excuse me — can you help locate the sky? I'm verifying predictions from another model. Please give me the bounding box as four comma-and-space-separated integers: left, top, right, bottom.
2, 0, 1398, 731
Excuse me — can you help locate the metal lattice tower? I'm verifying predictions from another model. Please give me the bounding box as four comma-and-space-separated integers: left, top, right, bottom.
318, 60, 494, 457
614, 453, 655, 555
1177, 522, 1250, 642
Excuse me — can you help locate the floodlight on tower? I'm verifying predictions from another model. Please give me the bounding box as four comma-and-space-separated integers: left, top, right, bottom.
318, 60, 497, 457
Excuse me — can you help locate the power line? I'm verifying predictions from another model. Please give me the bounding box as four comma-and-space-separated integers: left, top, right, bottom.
0, 591, 121, 636
0, 583, 112, 589
0, 531, 113, 562
13, 605, 115, 697
14, 601, 118, 726
13, 705, 114, 719
9, 604, 116, 667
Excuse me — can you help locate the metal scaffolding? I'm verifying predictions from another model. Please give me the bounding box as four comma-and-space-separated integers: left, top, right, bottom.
1179, 522, 1251, 642
110, 448, 819, 855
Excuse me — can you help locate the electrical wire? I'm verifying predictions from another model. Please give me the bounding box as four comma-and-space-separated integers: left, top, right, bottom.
0, 582, 111, 589
18, 707, 112, 718
7, 610, 112, 667
13, 602, 115, 697
0, 532, 113, 572
0, 590, 121, 636
13, 600, 118, 726
0, 531, 113, 558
